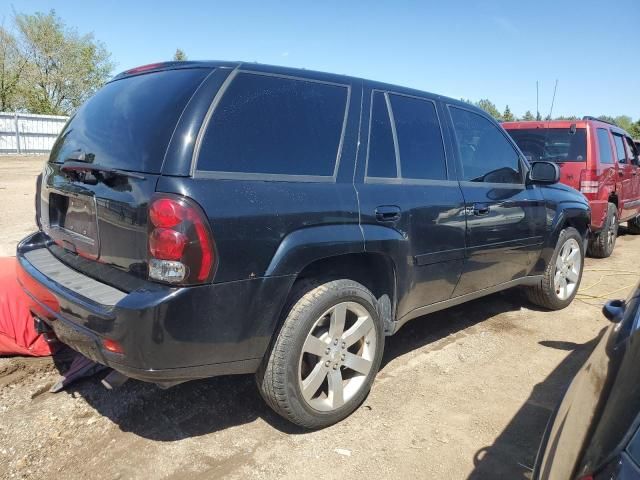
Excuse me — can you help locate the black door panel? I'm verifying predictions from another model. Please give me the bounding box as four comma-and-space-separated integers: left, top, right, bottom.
356, 89, 466, 317
445, 105, 547, 295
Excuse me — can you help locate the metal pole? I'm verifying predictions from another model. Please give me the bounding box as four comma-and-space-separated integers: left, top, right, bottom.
14, 111, 21, 154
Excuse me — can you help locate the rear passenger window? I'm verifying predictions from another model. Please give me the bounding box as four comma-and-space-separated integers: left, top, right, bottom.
197, 72, 348, 176
613, 134, 627, 164
625, 137, 639, 165
389, 94, 447, 180
367, 92, 397, 178
597, 129, 614, 164
449, 107, 522, 184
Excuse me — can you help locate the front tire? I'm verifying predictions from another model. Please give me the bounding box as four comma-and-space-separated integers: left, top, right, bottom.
526, 227, 584, 310
256, 279, 385, 429
587, 203, 618, 258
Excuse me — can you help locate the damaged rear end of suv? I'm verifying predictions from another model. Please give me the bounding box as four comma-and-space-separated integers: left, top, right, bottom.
17, 61, 275, 386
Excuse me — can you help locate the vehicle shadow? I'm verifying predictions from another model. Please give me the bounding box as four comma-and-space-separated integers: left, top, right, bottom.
466, 329, 605, 480
52, 288, 568, 442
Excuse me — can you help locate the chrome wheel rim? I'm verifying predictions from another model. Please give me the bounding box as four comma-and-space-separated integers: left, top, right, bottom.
608, 212, 618, 247
554, 238, 582, 300
298, 301, 376, 412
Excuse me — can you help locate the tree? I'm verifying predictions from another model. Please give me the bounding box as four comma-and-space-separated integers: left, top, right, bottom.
173, 48, 187, 61
614, 115, 633, 132
522, 110, 535, 121
597, 115, 617, 125
15, 10, 113, 115
475, 99, 502, 121
0, 24, 27, 110
630, 121, 640, 139
502, 105, 514, 122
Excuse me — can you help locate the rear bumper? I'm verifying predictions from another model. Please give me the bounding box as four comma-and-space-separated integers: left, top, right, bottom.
17, 232, 294, 384
589, 200, 608, 231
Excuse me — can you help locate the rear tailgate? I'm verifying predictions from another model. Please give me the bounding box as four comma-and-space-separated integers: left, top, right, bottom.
39, 67, 212, 280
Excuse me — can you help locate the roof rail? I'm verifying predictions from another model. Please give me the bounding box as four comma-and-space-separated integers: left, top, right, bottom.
582, 115, 618, 127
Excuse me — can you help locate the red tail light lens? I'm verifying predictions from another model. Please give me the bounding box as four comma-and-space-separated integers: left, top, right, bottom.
149, 198, 185, 228
149, 228, 187, 260
147, 195, 215, 285
580, 169, 599, 197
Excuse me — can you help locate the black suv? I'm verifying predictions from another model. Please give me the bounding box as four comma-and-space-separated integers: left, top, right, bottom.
17, 61, 590, 428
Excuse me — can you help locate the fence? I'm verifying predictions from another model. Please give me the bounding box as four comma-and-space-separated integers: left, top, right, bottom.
0, 112, 68, 154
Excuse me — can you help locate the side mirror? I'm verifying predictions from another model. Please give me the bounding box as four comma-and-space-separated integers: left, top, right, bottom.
528, 161, 560, 184
603, 299, 625, 323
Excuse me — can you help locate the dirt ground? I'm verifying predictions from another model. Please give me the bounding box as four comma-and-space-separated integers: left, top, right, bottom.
1, 155, 638, 480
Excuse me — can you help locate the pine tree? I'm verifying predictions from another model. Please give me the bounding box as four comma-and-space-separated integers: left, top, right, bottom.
502, 105, 515, 122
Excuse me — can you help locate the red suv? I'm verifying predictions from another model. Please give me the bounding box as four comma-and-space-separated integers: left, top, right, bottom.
504, 117, 640, 257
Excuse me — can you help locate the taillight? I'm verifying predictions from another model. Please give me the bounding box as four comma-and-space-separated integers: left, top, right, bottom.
580, 169, 599, 197
147, 194, 215, 285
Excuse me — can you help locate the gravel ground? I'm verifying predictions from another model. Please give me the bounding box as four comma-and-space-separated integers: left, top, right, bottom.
1, 156, 638, 480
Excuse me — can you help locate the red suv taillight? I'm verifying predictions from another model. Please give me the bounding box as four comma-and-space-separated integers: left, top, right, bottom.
580, 169, 599, 198
147, 194, 215, 285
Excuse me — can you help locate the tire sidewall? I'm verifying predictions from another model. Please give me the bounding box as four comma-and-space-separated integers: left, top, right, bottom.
282, 281, 384, 427
607, 206, 618, 255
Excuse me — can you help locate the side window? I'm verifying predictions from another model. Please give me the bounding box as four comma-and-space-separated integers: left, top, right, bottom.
613, 134, 627, 164
197, 72, 348, 176
449, 106, 522, 184
388, 94, 447, 180
625, 137, 639, 166
367, 92, 397, 178
597, 128, 614, 164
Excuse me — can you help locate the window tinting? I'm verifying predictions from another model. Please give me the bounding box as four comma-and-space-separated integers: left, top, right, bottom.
628, 427, 640, 466
389, 94, 447, 180
507, 128, 587, 163
367, 92, 397, 178
597, 129, 614, 164
198, 73, 348, 176
449, 107, 522, 183
614, 134, 627, 164
49, 68, 211, 174
625, 137, 639, 165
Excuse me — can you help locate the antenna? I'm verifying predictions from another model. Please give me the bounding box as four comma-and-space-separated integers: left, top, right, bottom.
547, 79, 558, 121
536, 80, 540, 120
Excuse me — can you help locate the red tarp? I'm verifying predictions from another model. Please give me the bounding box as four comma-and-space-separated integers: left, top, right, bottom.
0, 257, 53, 356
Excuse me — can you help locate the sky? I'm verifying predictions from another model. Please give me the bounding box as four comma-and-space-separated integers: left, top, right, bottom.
2, 0, 639, 119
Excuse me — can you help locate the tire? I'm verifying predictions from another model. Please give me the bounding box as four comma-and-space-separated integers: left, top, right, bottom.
256, 279, 385, 429
526, 226, 584, 310
628, 215, 640, 235
587, 203, 618, 258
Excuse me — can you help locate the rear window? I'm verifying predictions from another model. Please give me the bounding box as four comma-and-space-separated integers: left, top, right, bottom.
507, 127, 587, 163
597, 128, 614, 164
49, 68, 211, 173
197, 72, 349, 177
389, 94, 447, 180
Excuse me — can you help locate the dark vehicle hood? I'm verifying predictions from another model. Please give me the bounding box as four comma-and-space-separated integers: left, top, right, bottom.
536, 281, 640, 479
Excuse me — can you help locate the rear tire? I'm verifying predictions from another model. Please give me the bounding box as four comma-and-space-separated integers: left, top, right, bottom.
256, 279, 384, 429
526, 227, 584, 310
587, 203, 618, 258
627, 215, 640, 235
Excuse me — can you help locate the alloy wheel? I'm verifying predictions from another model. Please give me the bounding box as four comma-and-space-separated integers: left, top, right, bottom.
298, 301, 376, 412
554, 238, 582, 300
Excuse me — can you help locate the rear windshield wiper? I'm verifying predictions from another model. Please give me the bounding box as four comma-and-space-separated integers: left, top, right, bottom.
61, 160, 146, 180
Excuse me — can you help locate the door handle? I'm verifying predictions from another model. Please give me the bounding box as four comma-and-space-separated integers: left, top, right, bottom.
473, 203, 491, 216
618, 170, 624, 177
375, 205, 401, 222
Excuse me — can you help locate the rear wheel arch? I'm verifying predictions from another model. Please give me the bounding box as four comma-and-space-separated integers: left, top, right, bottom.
293, 252, 397, 333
